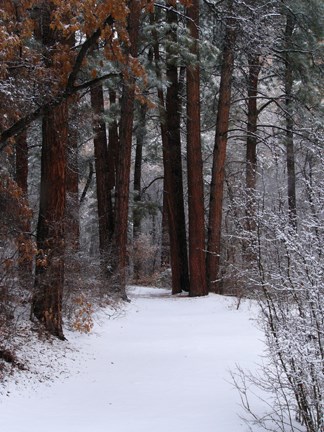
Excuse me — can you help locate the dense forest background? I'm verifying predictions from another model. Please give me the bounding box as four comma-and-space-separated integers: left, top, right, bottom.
0, 0, 323, 429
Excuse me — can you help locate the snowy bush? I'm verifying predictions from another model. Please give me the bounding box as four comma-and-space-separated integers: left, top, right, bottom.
233, 211, 324, 430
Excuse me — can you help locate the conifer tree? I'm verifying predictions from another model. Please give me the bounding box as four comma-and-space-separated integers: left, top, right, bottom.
113, 0, 143, 298
31, 2, 68, 339
206, 0, 237, 293
164, 1, 190, 294
186, 0, 208, 297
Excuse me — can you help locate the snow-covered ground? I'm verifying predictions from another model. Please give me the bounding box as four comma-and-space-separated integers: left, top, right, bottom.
0, 286, 264, 432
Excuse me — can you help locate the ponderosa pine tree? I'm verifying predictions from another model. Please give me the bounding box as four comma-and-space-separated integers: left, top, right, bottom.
32, 102, 68, 340
206, 0, 237, 293
150, 9, 171, 271
65, 103, 80, 251
113, 0, 143, 298
107, 89, 119, 192
186, 0, 208, 297
15, 129, 33, 279
31, 2, 69, 339
164, 1, 189, 294
133, 103, 147, 281
91, 80, 114, 255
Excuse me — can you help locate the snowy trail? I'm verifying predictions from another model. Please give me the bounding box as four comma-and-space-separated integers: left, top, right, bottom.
0, 286, 263, 432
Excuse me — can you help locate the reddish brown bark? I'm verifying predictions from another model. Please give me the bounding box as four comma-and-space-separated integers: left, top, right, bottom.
206, 6, 236, 293
151, 6, 189, 293
245, 54, 261, 235
15, 130, 33, 278
133, 103, 147, 281
32, 101, 68, 340
160, 193, 170, 268
133, 103, 147, 237
65, 34, 80, 251
107, 89, 119, 190
31, 2, 68, 339
155, 83, 170, 271
113, 0, 142, 298
65, 107, 80, 250
163, 3, 189, 294
91, 83, 114, 254
186, 0, 208, 297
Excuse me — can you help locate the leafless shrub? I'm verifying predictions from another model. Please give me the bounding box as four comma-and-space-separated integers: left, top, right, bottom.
232, 211, 324, 432
63, 250, 121, 331
132, 233, 160, 285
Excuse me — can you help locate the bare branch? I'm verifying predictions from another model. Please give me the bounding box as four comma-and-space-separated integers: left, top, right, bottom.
0, 17, 115, 149
80, 161, 94, 204
66, 16, 114, 94
141, 176, 164, 194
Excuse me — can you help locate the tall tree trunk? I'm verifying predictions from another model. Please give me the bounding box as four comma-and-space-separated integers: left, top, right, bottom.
32, 102, 68, 340
107, 89, 119, 191
15, 130, 33, 279
133, 103, 147, 239
245, 54, 261, 237
65, 33, 80, 251
206, 4, 236, 293
65, 105, 80, 250
160, 194, 170, 268
133, 103, 147, 281
91, 83, 114, 256
113, 0, 141, 298
186, 0, 208, 297
164, 2, 189, 294
150, 11, 170, 271
284, 12, 297, 229
31, 2, 68, 339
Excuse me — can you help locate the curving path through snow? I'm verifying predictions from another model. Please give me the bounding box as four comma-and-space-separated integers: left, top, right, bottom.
0, 286, 263, 432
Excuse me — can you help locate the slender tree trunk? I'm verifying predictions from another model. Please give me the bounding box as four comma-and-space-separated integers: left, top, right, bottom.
133, 103, 147, 281
32, 102, 68, 340
65, 33, 80, 251
91, 83, 114, 256
161, 194, 170, 268
150, 11, 170, 271
107, 89, 119, 191
186, 0, 208, 297
65, 105, 80, 250
285, 12, 297, 229
206, 4, 236, 293
156, 86, 171, 271
133, 103, 147, 239
113, 0, 141, 298
164, 2, 189, 294
245, 54, 261, 236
